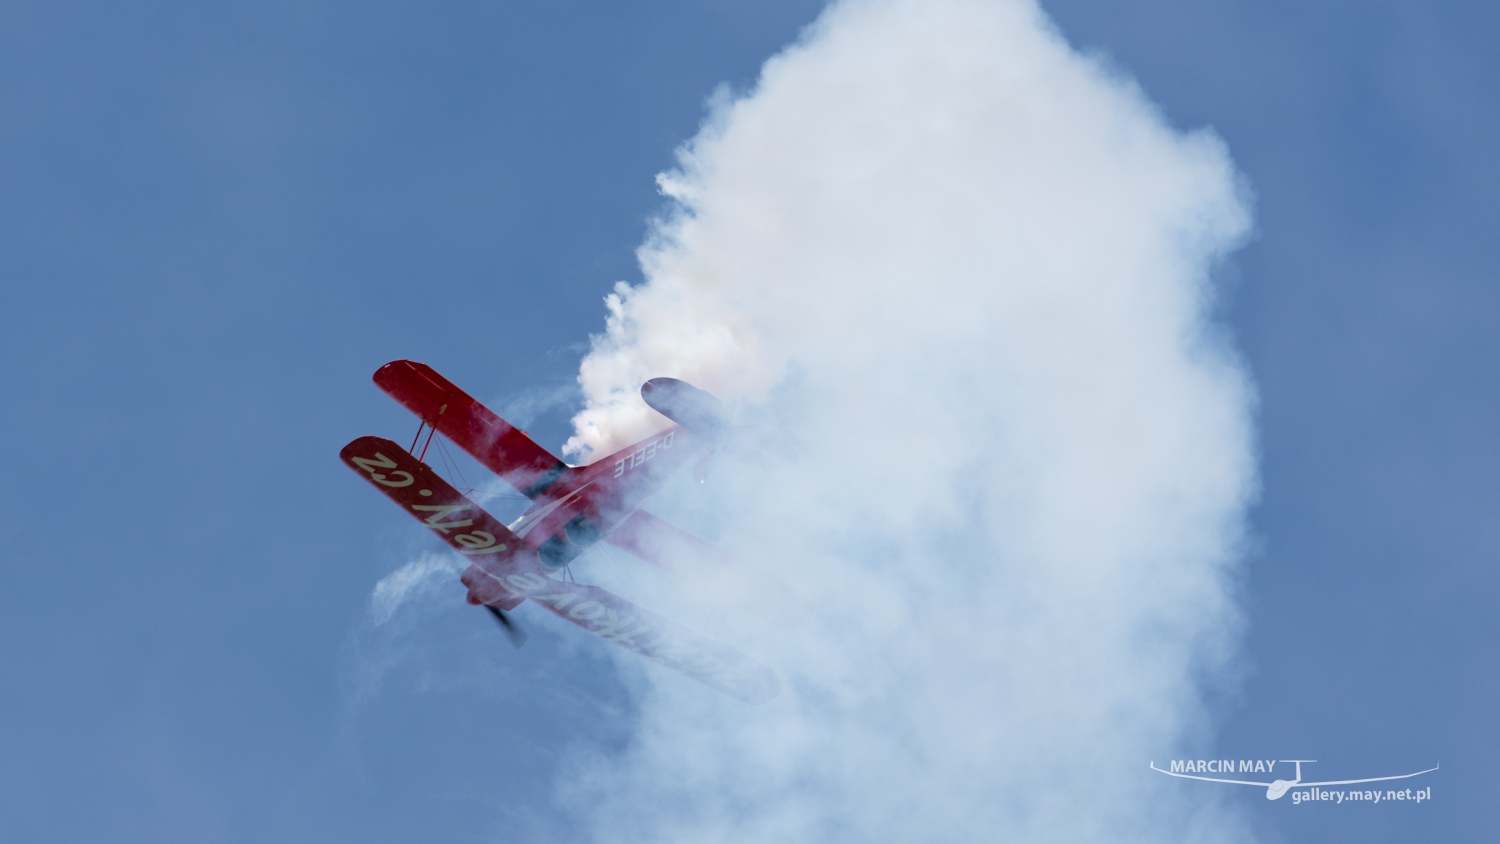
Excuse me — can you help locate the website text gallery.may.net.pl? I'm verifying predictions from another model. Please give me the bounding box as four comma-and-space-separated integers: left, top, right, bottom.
1161, 759, 1435, 805
1285, 786, 1431, 805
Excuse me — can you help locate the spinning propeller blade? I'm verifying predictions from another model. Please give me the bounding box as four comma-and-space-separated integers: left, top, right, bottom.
484, 604, 528, 647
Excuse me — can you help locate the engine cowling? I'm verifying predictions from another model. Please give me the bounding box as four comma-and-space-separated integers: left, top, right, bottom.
461, 564, 525, 609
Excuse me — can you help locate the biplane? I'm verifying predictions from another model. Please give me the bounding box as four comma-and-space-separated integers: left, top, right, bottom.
340, 360, 799, 704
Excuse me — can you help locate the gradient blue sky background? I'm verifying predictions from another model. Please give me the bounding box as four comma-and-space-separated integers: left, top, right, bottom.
1, 1, 1495, 841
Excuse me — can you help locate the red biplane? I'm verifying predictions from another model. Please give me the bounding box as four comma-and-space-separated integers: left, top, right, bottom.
340, 360, 799, 704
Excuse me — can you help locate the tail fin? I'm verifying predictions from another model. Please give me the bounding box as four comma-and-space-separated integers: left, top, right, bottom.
374, 360, 570, 498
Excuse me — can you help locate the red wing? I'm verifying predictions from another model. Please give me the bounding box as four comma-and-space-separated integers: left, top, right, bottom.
343, 440, 786, 704
605, 510, 809, 628
340, 435, 526, 569
373, 360, 571, 498
342, 435, 781, 703
483, 570, 781, 705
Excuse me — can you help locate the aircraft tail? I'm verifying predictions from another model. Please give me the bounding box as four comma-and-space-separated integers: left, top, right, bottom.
374, 360, 571, 498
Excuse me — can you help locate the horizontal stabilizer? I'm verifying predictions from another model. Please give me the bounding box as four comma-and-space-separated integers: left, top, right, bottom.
641, 378, 730, 436
374, 360, 570, 498
605, 510, 809, 628
488, 570, 781, 705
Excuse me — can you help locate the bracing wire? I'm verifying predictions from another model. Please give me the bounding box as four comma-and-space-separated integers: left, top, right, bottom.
435, 436, 473, 494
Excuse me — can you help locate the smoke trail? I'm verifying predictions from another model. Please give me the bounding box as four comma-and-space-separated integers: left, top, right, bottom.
562, 0, 1256, 841
368, 553, 462, 627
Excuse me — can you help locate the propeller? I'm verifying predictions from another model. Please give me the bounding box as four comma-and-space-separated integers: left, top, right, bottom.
484, 604, 528, 647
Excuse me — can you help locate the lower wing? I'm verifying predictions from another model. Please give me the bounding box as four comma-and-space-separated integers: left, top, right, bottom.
481, 569, 781, 705
342, 436, 780, 704
1302, 765, 1439, 787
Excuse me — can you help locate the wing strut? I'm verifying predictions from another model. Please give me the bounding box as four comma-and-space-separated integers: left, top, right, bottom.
374, 360, 572, 498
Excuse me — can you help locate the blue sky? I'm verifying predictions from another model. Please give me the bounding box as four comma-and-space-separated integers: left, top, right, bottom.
1041, 3, 1499, 840
1, 1, 1495, 842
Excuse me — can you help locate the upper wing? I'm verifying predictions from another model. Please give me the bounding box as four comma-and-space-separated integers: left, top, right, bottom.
373, 360, 571, 498
340, 436, 529, 596
604, 510, 809, 628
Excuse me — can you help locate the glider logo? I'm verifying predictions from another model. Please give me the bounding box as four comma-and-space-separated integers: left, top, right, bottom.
1151, 758, 1438, 803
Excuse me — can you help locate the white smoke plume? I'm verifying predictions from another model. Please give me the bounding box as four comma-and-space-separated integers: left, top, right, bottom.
368, 553, 462, 627
560, 0, 1256, 841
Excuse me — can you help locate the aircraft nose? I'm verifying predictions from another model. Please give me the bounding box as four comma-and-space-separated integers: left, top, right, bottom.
1266, 780, 1291, 800
460, 564, 521, 608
